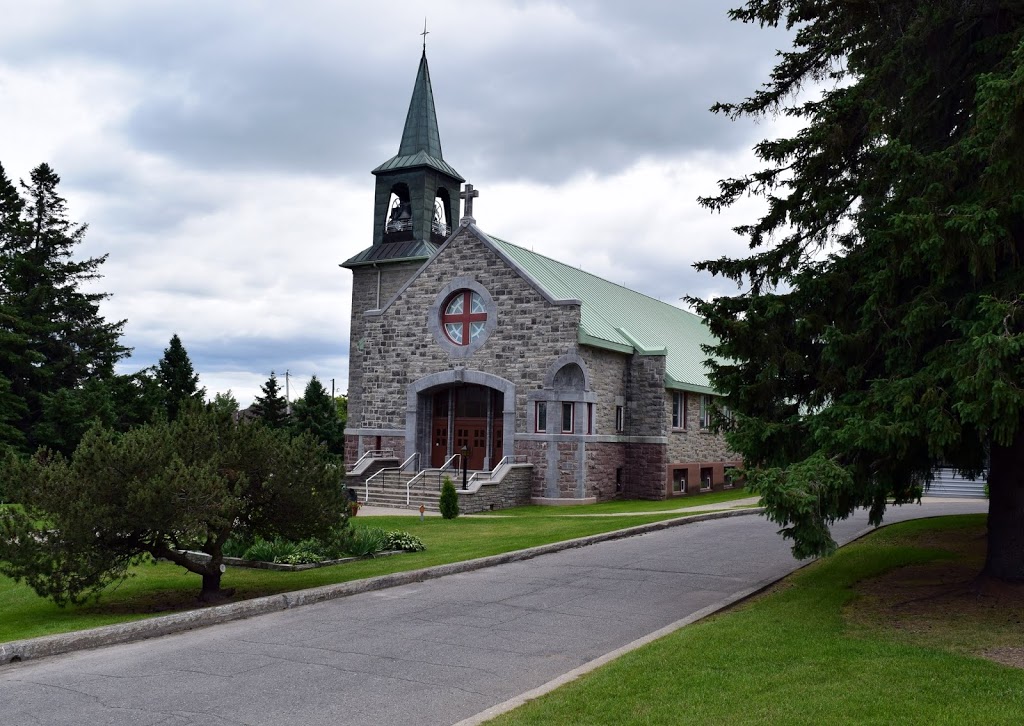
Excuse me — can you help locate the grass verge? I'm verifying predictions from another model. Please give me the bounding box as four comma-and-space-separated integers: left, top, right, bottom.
489, 514, 1024, 725
1, 508, 709, 643
475, 488, 754, 516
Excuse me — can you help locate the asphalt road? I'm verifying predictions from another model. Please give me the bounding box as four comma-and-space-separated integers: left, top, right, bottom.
1, 500, 986, 726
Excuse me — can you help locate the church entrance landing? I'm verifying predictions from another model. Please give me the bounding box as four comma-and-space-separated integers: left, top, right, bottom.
431, 385, 503, 470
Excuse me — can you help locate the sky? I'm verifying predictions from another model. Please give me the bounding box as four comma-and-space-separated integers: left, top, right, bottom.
0, 0, 795, 407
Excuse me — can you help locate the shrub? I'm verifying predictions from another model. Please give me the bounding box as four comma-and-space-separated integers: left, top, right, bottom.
439, 476, 459, 519
382, 530, 425, 552
344, 526, 387, 557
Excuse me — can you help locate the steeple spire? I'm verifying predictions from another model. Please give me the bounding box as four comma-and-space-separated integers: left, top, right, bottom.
397, 50, 443, 160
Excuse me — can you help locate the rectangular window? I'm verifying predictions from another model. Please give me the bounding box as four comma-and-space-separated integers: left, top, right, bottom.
672, 468, 688, 494
700, 467, 713, 490
699, 395, 713, 429
561, 402, 574, 433
587, 403, 594, 434
535, 401, 547, 432
615, 405, 624, 433
672, 392, 687, 429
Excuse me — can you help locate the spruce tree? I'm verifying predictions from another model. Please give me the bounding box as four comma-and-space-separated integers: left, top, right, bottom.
252, 371, 289, 428
0, 162, 128, 450
694, 2, 1024, 579
291, 375, 342, 455
156, 334, 205, 421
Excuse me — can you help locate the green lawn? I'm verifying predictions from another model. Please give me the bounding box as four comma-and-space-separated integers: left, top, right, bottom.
489, 514, 1024, 725
475, 488, 754, 516
0, 507, 711, 643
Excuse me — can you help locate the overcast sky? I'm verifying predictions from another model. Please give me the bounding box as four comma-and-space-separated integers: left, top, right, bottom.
0, 0, 794, 407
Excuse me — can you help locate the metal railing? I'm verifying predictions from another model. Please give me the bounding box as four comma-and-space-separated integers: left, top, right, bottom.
364, 452, 418, 502
467, 455, 529, 487
405, 454, 462, 502
348, 448, 394, 473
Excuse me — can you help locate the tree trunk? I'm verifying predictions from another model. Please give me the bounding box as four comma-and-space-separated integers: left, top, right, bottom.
984, 422, 1024, 581
199, 569, 226, 602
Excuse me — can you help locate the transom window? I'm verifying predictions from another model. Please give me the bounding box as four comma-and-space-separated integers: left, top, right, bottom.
442, 290, 487, 346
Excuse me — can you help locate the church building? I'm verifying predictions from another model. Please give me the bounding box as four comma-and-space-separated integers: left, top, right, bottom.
343, 50, 740, 509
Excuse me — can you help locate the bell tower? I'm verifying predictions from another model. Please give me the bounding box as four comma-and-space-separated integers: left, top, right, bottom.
343, 49, 464, 269
343, 47, 464, 460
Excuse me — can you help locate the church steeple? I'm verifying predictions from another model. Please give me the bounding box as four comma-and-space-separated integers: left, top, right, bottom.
397, 51, 444, 161
343, 49, 464, 268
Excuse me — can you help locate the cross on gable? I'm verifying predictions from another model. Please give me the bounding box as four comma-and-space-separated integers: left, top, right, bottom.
460, 183, 480, 218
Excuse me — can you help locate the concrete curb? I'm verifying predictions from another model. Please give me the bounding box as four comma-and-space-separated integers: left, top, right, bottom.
0, 507, 765, 666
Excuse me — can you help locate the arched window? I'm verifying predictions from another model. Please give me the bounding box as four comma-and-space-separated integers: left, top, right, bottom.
442, 290, 487, 346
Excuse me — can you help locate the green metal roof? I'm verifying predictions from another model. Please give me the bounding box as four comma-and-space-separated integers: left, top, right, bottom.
342, 239, 437, 268
485, 234, 719, 393
372, 52, 463, 181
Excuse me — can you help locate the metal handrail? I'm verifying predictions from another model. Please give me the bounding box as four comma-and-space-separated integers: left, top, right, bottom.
403, 454, 462, 503
399, 452, 419, 471
364, 452, 421, 502
349, 448, 394, 472
467, 455, 529, 487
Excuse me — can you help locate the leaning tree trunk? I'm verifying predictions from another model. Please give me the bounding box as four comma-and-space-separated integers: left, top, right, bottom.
984, 422, 1024, 581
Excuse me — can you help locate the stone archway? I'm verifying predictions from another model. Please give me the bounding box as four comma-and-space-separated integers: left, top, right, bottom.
408, 370, 516, 470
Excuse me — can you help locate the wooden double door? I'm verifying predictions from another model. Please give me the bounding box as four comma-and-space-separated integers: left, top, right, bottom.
431, 386, 503, 470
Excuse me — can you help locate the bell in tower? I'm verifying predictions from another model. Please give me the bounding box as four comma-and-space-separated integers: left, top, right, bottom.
343, 46, 463, 268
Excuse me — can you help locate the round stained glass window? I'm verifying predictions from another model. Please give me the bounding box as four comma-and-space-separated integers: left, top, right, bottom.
442, 290, 487, 346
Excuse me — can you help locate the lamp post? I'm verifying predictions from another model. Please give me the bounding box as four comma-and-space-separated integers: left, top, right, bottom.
461, 445, 469, 490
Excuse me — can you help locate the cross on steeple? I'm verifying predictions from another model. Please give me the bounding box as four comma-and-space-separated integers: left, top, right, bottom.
421, 18, 429, 51
460, 183, 479, 219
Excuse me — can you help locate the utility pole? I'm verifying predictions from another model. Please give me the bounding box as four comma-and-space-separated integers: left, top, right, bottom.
332, 378, 336, 398
285, 369, 290, 413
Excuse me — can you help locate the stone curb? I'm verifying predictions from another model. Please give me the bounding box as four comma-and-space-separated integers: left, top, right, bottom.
0, 507, 764, 666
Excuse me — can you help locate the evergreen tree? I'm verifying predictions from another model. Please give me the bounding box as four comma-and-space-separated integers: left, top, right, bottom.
291, 375, 342, 455
156, 334, 205, 421
0, 162, 128, 450
209, 390, 240, 419
252, 371, 289, 428
439, 477, 459, 519
693, 2, 1024, 579
0, 407, 345, 604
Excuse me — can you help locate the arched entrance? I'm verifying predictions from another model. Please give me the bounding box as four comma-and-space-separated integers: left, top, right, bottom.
431, 385, 504, 469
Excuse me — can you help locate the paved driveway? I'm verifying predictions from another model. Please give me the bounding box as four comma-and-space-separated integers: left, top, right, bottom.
1, 500, 985, 726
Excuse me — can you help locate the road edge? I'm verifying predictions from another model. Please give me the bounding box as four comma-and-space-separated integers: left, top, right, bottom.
0, 507, 764, 666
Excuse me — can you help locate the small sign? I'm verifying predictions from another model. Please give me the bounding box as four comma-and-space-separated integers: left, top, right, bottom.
419, 503, 426, 521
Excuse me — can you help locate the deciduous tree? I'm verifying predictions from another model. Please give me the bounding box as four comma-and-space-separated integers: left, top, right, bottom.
694, 2, 1024, 579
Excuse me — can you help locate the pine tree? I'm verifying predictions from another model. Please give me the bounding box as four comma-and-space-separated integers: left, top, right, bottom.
291, 375, 342, 455
252, 371, 289, 428
693, 2, 1024, 578
0, 162, 128, 450
156, 334, 205, 421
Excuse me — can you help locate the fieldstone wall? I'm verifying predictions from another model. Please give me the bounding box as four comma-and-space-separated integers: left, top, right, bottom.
459, 465, 533, 513
585, 441, 626, 499
578, 346, 627, 435
665, 391, 737, 463
347, 260, 425, 438
354, 226, 582, 432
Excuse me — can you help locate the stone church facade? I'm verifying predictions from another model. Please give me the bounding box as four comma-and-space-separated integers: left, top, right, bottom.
344, 51, 739, 505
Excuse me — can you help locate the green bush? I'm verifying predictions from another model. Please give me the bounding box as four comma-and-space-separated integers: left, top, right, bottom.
439, 477, 459, 519
344, 526, 387, 557
382, 530, 426, 552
